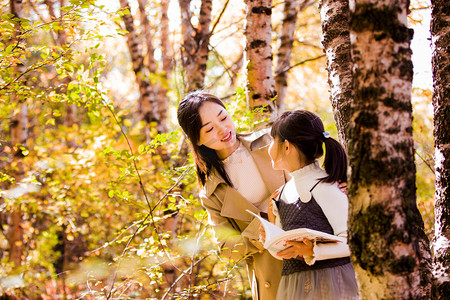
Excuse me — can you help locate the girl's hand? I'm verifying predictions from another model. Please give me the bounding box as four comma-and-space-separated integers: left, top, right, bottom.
259, 225, 266, 243
276, 238, 314, 259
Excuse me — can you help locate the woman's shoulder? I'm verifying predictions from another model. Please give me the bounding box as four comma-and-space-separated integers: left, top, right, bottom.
202, 170, 227, 197
238, 128, 271, 150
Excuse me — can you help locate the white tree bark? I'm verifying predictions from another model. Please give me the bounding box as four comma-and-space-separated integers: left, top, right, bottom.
431, 0, 450, 297
244, 0, 277, 115
347, 0, 432, 298
319, 0, 352, 148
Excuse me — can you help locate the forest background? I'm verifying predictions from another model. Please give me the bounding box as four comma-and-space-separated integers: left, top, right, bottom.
0, 0, 446, 299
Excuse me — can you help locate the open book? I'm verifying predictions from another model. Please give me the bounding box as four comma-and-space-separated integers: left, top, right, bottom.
247, 210, 345, 253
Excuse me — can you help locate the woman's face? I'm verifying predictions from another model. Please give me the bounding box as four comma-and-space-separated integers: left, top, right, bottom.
197, 101, 238, 159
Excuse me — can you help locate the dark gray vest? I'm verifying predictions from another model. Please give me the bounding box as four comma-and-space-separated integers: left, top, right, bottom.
276, 181, 350, 276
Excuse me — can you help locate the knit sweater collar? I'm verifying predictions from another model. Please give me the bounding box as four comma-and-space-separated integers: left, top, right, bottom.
283, 161, 327, 203
289, 161, 323, 180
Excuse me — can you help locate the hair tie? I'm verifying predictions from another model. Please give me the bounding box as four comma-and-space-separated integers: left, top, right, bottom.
323, 131, 331, 139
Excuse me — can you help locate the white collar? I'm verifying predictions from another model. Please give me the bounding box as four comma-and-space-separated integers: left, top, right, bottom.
282, 161, 327, 203
289, 161, 321, 179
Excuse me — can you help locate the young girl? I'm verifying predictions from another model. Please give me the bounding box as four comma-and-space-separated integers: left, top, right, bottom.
177, 90, 286, 300
266, 110, 359, 300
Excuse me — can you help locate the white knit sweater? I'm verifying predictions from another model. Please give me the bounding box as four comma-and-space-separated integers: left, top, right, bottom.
223, 142, 270, 212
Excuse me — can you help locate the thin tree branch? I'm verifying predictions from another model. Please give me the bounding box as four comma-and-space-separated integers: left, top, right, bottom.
275, 54, 326, 76
415, 150, 435, 173
210, 0, 230, 35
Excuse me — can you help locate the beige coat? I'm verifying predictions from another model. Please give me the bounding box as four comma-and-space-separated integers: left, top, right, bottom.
200, 130, 287, 300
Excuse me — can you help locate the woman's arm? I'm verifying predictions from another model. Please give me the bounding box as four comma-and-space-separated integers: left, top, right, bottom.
199, 191, 264, 261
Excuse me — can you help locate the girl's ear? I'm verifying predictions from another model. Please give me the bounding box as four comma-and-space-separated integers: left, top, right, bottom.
284, 140, 291, 153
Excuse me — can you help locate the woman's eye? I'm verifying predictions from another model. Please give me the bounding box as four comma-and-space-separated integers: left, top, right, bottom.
206, 127, 213, 133
221, 116, 227, 121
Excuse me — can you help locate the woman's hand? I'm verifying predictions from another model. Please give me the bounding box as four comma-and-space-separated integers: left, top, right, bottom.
276, 238, 314, 259
338, 181, 347, 194
268, 189, 280, 223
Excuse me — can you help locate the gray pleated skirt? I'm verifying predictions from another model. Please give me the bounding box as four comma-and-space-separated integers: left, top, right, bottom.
276, 262, 359, 300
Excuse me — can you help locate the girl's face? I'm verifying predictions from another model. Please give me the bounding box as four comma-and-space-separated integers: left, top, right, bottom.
197, 101, 238, 159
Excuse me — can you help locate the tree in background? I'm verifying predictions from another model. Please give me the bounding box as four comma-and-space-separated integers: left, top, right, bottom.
179, 0, 212, 92
430, 0, 450, 297
347, 0, 432, 297
119, 0, 160, 138
44, 0, 79, 133
274, 0, 300, 113
157, 0, 171, 133
5, 0, 27, 268
243, 0, 277, 116
274, 0, 315, 113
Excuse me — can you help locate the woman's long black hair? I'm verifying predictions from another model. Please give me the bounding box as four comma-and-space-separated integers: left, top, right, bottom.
271, 110, 347, 183
177, 90, 233, 187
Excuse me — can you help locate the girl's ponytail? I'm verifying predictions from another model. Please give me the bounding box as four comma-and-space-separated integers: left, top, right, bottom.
322, 136, 347, 183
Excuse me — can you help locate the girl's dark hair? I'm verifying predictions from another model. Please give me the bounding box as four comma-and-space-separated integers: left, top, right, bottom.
271, 110, 347, 183
177, 90, 233, 187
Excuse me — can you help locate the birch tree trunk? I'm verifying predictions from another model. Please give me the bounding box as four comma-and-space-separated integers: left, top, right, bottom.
7, 0, 26, 267
119, 0, 159, 133
179, 0, 212, 92
161, 0, 172, 78
137, 0, 170, 133
244, 0, 277, 115
274, 0, 299, 113
319, 0, 352, 148
274, 0, 315, 113
347, 1, 432, 298
430, 0, 450, 297
137, 0, 156, 75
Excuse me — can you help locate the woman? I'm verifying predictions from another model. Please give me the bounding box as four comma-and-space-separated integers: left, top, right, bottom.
177, 90, 286, 299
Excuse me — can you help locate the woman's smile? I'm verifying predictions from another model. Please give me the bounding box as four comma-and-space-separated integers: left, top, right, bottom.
221, 131, 233, 142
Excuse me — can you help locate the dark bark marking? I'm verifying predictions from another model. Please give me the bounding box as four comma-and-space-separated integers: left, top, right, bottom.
349, 204, 395, 275
350, 4, 413, 43
381, 97, 412, 111
389, 255, 417, 274
354, 111, 378, 129
251, 6, 271, 15
249, 39, 267, 49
